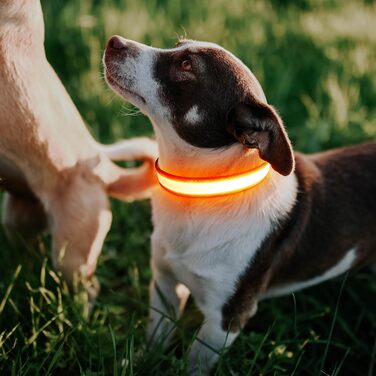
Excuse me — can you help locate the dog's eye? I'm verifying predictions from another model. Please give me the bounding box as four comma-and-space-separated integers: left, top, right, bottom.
180, 59, 192, 72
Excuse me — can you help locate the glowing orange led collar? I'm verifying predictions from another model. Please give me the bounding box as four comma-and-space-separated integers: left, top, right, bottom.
155, 159, 271, 198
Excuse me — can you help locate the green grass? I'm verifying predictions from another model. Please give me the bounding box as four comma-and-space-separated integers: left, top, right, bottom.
1, 0, 376, 374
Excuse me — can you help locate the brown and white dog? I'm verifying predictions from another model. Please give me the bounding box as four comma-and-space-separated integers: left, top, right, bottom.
0, 0, 157, 297
103, 36, 376, 374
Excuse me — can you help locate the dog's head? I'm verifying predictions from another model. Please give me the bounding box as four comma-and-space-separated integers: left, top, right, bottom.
104, 37, 294, 176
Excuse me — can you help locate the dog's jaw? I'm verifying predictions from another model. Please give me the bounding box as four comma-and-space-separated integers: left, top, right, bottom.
105, 72, 146, 106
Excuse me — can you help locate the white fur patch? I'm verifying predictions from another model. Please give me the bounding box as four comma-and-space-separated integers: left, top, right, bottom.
152, 169, 298, 312
150, 167, 298, 372
262, 248, 357, 299
135, 50, 167, 118
104, 37, 171, 121
184, 106, 201, 124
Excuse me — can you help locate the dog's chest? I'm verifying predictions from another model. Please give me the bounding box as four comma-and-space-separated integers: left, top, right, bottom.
151, 189, 276, 304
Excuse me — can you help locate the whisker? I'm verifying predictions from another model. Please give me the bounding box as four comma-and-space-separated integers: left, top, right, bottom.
120, 105, 142, 117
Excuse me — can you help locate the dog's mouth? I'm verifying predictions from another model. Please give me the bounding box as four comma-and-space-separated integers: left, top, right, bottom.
105, 73, 146, 105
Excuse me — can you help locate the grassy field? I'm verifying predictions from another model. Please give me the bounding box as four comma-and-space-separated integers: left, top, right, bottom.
1, 0, 376, 374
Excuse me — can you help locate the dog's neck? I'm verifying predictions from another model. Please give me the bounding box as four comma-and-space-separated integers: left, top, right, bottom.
153, 121, 265, 178
152, 120, 298, 214
0, 0, 44, 59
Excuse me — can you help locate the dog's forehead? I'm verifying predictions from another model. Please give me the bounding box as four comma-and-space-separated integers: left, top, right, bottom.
140, 39, 267, 103
170, 40, 237, 62
168, 40, 267, 103
174, 39, 223, 51
165, 40, 252, 77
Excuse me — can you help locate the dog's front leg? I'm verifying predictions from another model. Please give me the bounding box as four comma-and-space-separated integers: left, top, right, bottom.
187, 312, 239, 376
147, 243, 190, 348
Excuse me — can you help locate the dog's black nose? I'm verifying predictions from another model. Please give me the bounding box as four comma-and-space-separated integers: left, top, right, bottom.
108, 36, 127, 50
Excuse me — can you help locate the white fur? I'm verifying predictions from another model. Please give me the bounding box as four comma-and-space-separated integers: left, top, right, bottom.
104, 37, 171, 121
262, 248, 357, 299
149, 169, 298, 374
184, 105, 201, 124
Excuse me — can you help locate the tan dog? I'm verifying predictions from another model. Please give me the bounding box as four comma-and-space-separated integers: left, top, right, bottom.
0, 0, 157, 296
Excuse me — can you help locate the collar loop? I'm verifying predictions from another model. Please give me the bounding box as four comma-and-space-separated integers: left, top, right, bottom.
155, 159, 271, 198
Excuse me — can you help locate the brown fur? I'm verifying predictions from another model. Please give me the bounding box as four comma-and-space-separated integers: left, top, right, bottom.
222, 143, 376, 331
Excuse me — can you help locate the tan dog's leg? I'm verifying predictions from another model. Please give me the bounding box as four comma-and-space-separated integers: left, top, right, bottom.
100, 138, 159, 201
45, 175, 112, 300
1, 192, 47, 246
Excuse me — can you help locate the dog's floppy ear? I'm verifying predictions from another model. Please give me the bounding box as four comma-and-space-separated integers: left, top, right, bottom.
227, 101, 294, 176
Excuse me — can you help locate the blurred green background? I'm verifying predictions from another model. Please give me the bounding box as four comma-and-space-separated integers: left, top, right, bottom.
0, 0, 375, 375
42, 0, 376, 150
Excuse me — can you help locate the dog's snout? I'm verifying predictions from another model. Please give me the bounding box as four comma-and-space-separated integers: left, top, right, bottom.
105, 36, 140, 60
108, 36, 127, 50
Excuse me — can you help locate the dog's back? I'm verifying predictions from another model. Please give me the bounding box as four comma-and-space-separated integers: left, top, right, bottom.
309, 142, 376, 252
269, 142, 376, 288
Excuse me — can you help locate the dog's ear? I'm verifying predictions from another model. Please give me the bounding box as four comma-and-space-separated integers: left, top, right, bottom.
226, 101, 294, 176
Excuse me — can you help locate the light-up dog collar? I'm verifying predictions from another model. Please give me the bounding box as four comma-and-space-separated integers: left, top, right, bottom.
155, 159, 271, 198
